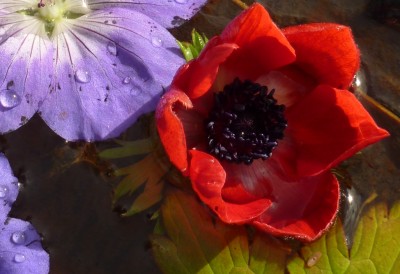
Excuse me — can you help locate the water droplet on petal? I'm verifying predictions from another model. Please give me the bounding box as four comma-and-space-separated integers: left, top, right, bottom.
122, 77, 131, 84
14, 254, 25, 263
0, 90, 21, 109
75, 69, 91, 83
11, 231, 26, 245
107, 42, 117, 56
174, 0, 188, 3
0, 185, 8, 198
151, 36, 163, 47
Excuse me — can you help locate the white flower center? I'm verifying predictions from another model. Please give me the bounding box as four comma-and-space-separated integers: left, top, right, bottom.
16, 0, 90, 38
38, 0, 65, 21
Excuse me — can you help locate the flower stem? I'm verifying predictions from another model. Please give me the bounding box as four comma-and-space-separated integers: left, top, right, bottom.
232, 0, 248, 10
360, 93, 400, 124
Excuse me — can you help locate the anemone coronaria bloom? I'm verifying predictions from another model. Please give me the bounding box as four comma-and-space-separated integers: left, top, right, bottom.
156, 3, 389, 241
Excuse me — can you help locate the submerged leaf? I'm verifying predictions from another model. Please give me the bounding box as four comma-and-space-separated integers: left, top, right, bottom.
249, 234, 288, 274
287, 201, 400, 273
99, 139, 154, 159
151, 190, 252, 273
99, 115, 173, 215
151, 190, 289, 274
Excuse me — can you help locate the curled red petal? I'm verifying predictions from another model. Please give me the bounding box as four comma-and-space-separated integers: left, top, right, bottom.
285, 84, 390, 177
283, 23, 360, 89
176, 38, 238, 99
252, 172, 340, 242
220, 3, 296, 79
189, 150, 271, 224
156, 88, 193, 174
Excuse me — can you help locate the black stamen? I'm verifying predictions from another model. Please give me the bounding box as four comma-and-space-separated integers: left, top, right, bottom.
205, 78, 287, 165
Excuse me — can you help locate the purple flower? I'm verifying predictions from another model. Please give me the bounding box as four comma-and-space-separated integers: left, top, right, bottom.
0, 0, 207, 141
0, 154, 49, 274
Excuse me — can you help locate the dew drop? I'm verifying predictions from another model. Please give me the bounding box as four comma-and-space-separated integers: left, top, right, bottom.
0, 185, 8, 198
11, 231, 26, 245
122, 77, 131, 84
107, 42, 117, 56
151, 36, 163, 47
174, 0, 188, 3
14, 254, 25, 263
75, 69, 91, 83
307, 251, 322, 267
0, 90, 21, 109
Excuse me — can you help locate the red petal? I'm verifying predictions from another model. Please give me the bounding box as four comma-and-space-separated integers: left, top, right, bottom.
252, 172, 340, 242
285, 84, 389, 177
189, 150, 271, 224
283, 23, 360, 89
176, 37, 238, 99
156, 88, 194, 174
219, 3, 296, 79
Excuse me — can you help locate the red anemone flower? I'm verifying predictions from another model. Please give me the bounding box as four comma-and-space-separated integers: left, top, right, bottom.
156, 3, 389, 241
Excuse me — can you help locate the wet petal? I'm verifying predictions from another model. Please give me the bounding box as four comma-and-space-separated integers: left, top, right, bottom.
0, 15, 53, 134
39, 7, 184, 140
285, 84, 389, 177
252, 172, 340, 242
189, 150, 272, 224
283, 23, 360, 89
0, 154, 19, 220
0, 218, 49, 274
87, 0, 208, 28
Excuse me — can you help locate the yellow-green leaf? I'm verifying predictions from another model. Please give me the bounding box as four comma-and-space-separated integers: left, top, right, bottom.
151, 190, 254, 274
99, 138, 153, 159
287, 201, 400, 274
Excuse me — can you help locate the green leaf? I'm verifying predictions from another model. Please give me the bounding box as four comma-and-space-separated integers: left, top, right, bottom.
113, 154, 160, 201
150, 190, 289, 274
177, 40, 194, 62
287, 201, 400, 273
122, 181, 164, 216
99, 138, 154, 159
249, 234, 288, 274
177, 29, 209, 62
151, 190, 254, 274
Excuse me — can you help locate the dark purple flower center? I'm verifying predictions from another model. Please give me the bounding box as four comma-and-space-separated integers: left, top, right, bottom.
205, 78, 287, 165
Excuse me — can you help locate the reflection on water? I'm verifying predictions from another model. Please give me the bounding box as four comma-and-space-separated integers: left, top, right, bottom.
0, 0, 399, 273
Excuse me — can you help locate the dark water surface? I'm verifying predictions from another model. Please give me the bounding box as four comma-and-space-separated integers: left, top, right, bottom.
1, 0, 399, 273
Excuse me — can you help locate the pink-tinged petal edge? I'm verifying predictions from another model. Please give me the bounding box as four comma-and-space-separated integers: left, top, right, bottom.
252, 172, 340, 242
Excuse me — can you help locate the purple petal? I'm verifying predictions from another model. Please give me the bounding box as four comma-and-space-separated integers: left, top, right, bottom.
0, 14, 53, 134
87, 0, 208, 28
0, 154, 18, 220
0, 218, 49, 274
39, 7, 185, 140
